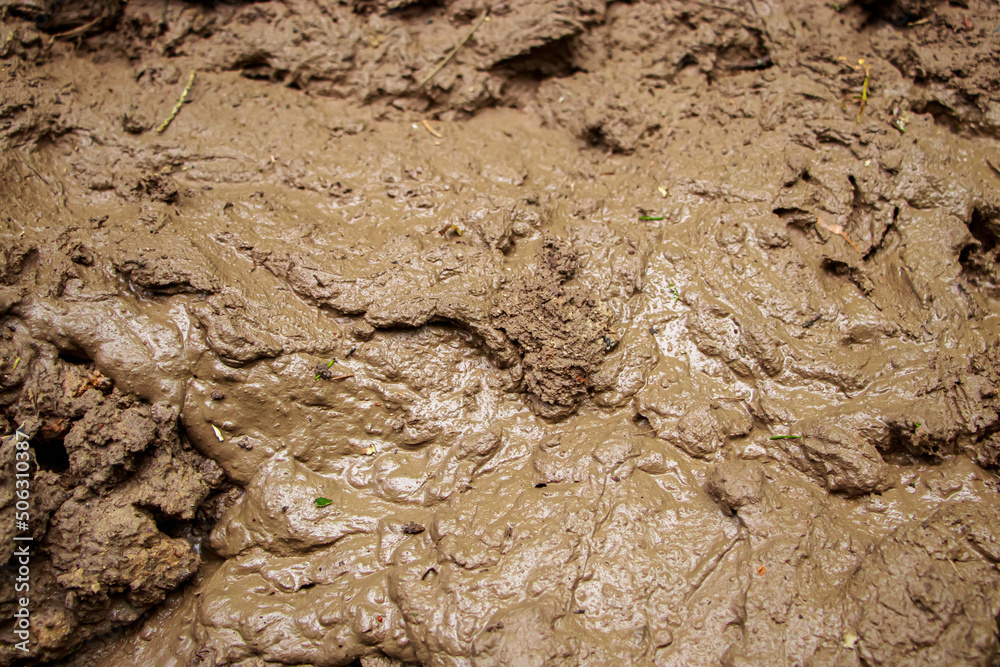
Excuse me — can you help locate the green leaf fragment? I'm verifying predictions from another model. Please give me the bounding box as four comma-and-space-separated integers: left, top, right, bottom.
211, 424, 224, 442
315, 497, 333, 507
769, 435, 803, 440
640, 215, 664, 221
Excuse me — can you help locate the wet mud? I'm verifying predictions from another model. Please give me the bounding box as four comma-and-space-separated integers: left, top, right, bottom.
1, 0, 1000, 664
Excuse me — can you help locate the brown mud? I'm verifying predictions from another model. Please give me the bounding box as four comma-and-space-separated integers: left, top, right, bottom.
1, 0, 1000, 664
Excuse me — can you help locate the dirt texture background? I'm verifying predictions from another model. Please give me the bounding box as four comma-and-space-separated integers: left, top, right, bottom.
1, 0, 1000, 665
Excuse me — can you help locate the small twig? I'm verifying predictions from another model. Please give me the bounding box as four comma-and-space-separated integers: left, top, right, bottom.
157, 69, 196, 133
818, 218, 862, 253
422, 119, 443, 138
418, 9, 489, 88
330, 374, 355, 381
19, 153, 50, 185
53, 17, 101, 40
688, 0, 740, 12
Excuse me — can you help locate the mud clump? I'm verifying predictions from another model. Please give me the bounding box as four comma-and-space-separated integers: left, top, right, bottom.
705, 460, 764, 514
0, 331, 223, 664
245, 230, 621, 419
841, 500, 1000, 665
493, 238, 616, 419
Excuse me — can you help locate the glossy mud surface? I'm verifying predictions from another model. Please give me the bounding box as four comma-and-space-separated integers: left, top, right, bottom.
2, 0, 1000, 665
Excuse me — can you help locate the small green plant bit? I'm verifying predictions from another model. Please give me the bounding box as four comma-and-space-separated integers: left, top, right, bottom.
157, 69, 196, 133
640, 215, 664, 221
856, 58, 871, 123
668, 281, 680, 303
315, 497, 333, 507
769, 435, 803, 440
316, 358, 336, 380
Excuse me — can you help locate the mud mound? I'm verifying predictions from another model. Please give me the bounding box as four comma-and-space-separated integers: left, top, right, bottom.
0, 333, 224, 663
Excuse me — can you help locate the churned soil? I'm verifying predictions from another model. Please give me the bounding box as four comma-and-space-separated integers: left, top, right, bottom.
2, 0, 1000, 665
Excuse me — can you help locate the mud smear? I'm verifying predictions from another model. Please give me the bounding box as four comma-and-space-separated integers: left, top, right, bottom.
2, 0, 1000, 665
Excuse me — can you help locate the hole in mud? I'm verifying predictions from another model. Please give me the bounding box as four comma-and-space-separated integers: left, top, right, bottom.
966, 208, 997, 253
676, 53, 698, 70
959, 207, 1000, 291
586, 125, 610, 150
497, 34, 579, 81
959, 243, 977, 267
142, 507, 190, 540
236, 57, 289, 83
821, 258, 851, 276
773, 207, 814, 229
33, 436, 69, 473
847, 173, 867, 210
632, 413, 656, 435
715, 42, 773, 76
863, 5, 917, 26
57, 348, 92, 365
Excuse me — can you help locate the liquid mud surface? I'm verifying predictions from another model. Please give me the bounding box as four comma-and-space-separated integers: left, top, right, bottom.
1, 0, 1000, 665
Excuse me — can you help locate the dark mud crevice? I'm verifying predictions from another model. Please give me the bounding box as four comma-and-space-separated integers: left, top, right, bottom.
907, 98, 993, 137
492, 34, 579, 81
966, 206, 999, 253
352, 0, 442, 17
856, 0, 927, 27
55, 348, 91, 365
821, 257, 872, 296
959, 205, 1000, 292
585, 124, 613, 152
31, 431, 69, 472
878, 424, 954, 462
772, 206, 815, 228
138, 505, 191, 540
863, 205, 900, 262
